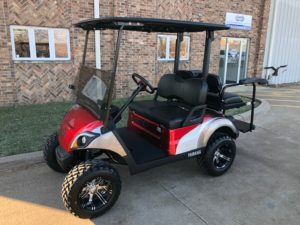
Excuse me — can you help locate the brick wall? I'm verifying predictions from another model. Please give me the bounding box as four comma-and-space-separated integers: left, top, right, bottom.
0, 0, 96, 105
0, 0, 16, 105
99, 0, 271, 98
0, 0, 271, 105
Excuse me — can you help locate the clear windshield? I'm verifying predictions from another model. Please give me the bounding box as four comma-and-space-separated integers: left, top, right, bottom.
76, 66, 112, 118
82, 75, 107, 103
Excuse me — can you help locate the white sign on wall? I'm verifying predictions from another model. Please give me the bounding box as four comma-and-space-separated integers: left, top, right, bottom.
225, 12, 252, 30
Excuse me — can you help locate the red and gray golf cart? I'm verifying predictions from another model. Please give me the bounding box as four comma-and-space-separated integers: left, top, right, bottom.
43, 17, 267, 218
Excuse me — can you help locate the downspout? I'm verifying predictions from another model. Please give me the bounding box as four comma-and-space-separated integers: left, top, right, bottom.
94, 0, 101, 69
253, 0, 267, 77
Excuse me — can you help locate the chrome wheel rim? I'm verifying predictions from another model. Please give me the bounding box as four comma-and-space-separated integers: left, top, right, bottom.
79, 177, 113, 211
213, 143, 233, 169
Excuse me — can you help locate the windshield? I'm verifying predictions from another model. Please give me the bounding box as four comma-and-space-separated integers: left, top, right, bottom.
76, 66, 112, 118
82, 75, 107, 102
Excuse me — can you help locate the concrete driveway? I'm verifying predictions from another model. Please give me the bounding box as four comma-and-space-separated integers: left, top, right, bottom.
1, 86, 300, 225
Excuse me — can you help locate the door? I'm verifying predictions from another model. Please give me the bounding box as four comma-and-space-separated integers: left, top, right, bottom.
219, 37, 249, 84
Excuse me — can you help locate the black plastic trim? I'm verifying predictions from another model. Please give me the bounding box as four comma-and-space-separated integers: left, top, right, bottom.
56, 146, 75, 171
113, 129, 205, 174
75, 17, 230, 32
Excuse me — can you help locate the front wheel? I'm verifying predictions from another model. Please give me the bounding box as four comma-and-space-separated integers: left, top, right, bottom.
203, 132, 236, 176
62, 160, 121, 218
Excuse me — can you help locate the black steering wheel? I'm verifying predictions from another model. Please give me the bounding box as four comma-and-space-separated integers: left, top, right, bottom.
132, 73, 155, 94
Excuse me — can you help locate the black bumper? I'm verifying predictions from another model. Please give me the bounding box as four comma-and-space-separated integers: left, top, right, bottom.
55, 146, 75, 171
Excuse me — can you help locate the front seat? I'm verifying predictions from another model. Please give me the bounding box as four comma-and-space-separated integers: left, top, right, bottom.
129, 74, 207, 129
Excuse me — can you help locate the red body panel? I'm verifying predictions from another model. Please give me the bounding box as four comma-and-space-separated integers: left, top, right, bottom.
128, 110, 216, 155
58, 105, 103, 153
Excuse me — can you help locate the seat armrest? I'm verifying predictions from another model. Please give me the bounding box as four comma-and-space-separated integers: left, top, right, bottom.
239, 78, 268, 85
221, 78, 268, 97
182, 105, 206, 127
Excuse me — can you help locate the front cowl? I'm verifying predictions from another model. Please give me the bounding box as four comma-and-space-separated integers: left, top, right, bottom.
58, 104, 103, 153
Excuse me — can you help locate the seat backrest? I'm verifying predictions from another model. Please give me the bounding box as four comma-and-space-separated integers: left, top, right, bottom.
157, 74, 207, 106
176, 70, 202, 79
206, 74, 222, 94
175, 70, 222, 94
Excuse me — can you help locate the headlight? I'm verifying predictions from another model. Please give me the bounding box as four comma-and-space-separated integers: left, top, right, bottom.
70, 132, 99, 150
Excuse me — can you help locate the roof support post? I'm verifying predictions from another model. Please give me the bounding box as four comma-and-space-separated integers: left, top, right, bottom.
103, 25, 124, 129
94, 0, 101, 69
82, 30, 90, 65
174, 32, 183, 73
202, 31, 214, 79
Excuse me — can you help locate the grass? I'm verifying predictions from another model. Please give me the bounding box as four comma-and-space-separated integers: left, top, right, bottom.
0, 96, 259, 157
0, 101, 74, 157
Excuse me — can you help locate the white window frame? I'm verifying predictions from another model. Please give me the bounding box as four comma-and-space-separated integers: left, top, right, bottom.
157, 34, 190, 61
10, 25, 71, 61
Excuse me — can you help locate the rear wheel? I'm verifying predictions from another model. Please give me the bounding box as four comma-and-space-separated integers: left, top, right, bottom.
62, 160, 121, 218
203, 132, 236, 176
43, 132, 68, 173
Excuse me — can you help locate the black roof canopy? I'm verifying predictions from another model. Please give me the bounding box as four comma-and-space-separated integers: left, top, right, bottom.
75, 17, 230, 33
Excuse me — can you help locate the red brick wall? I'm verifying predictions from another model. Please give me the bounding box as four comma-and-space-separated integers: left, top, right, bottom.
0, 0, 96, 105
0, 0, 271, 105
0, 0, 16, 105
99, 0, 271, 98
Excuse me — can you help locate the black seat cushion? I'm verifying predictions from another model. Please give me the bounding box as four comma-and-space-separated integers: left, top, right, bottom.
205, 74, 245, 110
224, 92, 244, 104
129, 73, 207, 128
129, 100, 192, 128
207, 91, 246, 110
223, 92, 246, 109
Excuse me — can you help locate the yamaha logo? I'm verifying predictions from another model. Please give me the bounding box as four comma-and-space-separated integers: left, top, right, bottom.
188, 150, 202, 158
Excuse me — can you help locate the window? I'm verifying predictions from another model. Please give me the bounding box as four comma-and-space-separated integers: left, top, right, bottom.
157, 35, 190, 61
13, 28, 30, 58
35, 29, 50, 58
10, 26, 71, 61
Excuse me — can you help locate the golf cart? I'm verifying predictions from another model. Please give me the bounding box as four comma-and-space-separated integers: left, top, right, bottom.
43, 17, 268, 218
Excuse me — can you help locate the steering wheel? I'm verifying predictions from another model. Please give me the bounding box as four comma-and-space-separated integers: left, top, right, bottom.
132, 73, 155, 94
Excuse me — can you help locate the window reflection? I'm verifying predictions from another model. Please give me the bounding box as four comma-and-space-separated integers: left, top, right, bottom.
169, 36, 176, 59
157, 36, 167, 59
13, 28, 30, 58
180, 37, 189, 60
157, 35, 190, 61
54, 30, 68, 58
35, 29, 50, 58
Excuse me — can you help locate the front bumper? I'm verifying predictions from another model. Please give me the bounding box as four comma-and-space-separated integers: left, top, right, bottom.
55, 146, 76, 171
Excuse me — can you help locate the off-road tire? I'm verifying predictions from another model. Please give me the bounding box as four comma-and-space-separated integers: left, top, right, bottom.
203, 132, 236, 176
43, 132, 68, 173
62, 160, 121, 219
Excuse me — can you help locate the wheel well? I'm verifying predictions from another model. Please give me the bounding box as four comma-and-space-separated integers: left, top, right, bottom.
97, 149, 126, 164
74, 149, 126, 164
213, 127, 238, 139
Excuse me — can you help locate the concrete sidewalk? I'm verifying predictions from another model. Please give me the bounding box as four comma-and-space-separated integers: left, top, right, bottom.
1, 85, 300, 225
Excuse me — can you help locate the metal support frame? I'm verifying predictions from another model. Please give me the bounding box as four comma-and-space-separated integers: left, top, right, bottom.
103, 25, 124, 129
113, 85, 144, 122
82, 30, 90, 65
250, 83, 256, 131
174, 32, 183, 73
221, 78, 266, 132
202, 31, 214, 79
